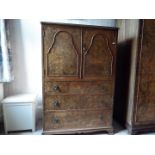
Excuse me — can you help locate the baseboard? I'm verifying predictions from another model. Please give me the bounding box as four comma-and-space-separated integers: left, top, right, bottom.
126, 123, 155, 135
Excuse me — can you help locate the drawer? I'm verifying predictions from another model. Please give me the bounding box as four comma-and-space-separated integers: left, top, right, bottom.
44, 94, 112, 110
44, 110, 112, 131
44, 81, 113, 94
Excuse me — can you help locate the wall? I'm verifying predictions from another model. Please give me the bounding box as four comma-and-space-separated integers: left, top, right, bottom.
4, 20, 42, 100
4, 19, 116, 119
0, 84, 3, 100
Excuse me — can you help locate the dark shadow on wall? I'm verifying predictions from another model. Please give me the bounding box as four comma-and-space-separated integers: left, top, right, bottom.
113, 39, 133, 128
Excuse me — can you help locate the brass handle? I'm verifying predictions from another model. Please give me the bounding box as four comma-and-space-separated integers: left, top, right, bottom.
83, 47, 86, 51
52, 85, 60, 91
52, 117, 59, 124
53, 100, 60, 108
83, 44, 87, 51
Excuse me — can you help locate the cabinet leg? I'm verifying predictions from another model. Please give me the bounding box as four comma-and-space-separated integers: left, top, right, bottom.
127, 126, 138, 135
128, 130, 137, 135
108, 129, 114, 135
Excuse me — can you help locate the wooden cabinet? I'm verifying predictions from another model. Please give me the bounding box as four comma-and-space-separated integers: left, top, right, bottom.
42, 22, 118, 134
117, 19, 155, 134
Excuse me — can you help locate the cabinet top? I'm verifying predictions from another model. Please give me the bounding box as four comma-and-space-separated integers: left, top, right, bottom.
41, 21, 119, 31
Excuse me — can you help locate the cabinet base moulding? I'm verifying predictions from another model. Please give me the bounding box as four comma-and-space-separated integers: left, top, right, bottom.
126, 123, 155, 135
42, 127, 114, 135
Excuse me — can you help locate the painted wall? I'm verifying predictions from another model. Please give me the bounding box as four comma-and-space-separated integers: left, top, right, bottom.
4, 19, 116, 119
0, 84, 3, 100
4, 20, 42, 101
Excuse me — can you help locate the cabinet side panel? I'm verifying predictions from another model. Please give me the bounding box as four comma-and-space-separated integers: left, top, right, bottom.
126, 20, 140, 125
135, 20, 155, 124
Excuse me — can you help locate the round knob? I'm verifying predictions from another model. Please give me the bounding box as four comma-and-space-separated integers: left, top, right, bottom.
83, 44, 87, 52
83, 47, 86, 51
53, 101, 60, 108
52, 85, 60, 91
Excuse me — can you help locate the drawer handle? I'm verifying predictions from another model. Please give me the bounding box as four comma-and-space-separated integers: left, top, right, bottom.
83, 47, 86, 51
53, 101, 60, 108
52, 117, 60, 124
83, 44, 87, 52
52, 85, 60, 92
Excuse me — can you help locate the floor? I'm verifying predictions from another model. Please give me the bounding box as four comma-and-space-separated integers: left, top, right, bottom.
0, 119, 42, 135
0, 119, 155, 135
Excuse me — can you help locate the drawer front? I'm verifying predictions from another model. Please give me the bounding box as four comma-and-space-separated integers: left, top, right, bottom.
44, 81, 113, 94
44, 110, 112, 131
44, 95, 112, 110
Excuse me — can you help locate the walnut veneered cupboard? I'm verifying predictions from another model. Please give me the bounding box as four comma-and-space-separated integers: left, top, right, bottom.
42, 22, 118, 134
117, 19, 155, 134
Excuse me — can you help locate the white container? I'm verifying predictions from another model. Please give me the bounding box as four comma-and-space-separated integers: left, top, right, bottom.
2, 94, 36, 134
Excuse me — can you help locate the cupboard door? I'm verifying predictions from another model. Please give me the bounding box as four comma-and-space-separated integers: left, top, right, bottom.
135, 20, 155, 124
136, 76, 155, 123
140, 20, 155, 74
82, 28, 117, 79
42, 24, 81, 78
